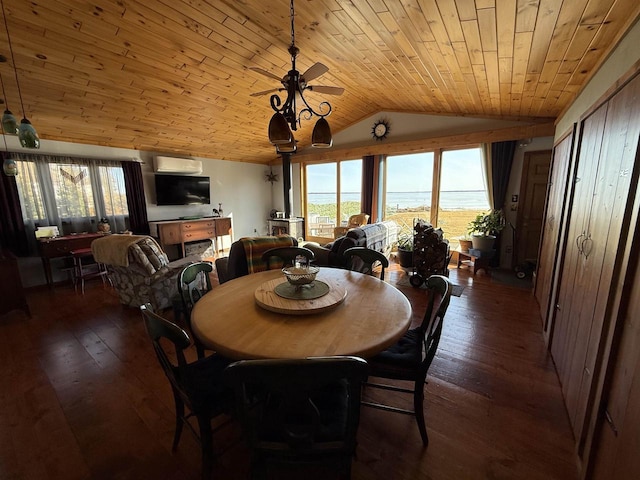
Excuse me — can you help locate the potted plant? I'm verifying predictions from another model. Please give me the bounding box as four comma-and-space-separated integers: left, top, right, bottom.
396, 233, 413, 268
467, 210, 505, 251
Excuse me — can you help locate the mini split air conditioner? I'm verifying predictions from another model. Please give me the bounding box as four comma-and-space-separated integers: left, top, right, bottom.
153, 156, 203, 174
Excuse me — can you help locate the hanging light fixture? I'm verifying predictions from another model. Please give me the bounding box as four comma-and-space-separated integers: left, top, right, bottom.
0, 56, 17, 134
249, 0, 344, 153
1, 0, 39, 149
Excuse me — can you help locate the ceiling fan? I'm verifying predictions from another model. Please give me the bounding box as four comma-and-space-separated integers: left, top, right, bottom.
249, 0, 344, 150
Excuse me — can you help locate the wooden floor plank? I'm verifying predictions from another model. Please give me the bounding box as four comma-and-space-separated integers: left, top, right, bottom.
0, 261, 578, 480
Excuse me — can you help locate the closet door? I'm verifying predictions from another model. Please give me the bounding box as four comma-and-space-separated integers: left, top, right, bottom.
572, 74, 640, 448
551, 104, 608, 397
535, 132, 573, 331
550, 72, 640, 445
590, 245, 640, 480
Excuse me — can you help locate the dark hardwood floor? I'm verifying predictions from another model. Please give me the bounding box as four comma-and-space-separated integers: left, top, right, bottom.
0, 262, 577, 480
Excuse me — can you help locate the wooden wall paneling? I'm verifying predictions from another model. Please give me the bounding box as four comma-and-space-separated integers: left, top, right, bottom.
535, 131, 574, 332
550, 104, 608, 394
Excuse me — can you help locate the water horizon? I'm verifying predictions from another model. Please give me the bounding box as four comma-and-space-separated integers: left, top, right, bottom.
308, 190, 489, 211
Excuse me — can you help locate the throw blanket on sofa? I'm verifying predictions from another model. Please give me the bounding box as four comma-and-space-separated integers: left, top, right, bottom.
362, 221, 399, 254
92, 234, 154, 267
240, 236, 296, 274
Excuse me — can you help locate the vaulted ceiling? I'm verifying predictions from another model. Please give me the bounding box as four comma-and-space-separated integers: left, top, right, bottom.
0, 0, 638, 165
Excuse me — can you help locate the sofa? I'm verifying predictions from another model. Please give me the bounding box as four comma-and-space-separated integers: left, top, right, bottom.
215, 235, 298, 283
305, 221, 399, 268
91, 234, 197, 310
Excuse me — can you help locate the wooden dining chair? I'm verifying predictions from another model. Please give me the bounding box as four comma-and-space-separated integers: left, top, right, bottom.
261, 246, 315, 270
224, 356, 368, 479
178, 261, 213, 359
343, 246, 389, 281
140, 304, 232, 480
362, 275, 452, 445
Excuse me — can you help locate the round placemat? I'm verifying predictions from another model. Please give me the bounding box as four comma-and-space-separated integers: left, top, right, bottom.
274, 280, 330, 300
255, 277, 347, 315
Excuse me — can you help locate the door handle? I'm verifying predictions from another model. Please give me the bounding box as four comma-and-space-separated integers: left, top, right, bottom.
604, 408, 618, 436
582, 234, 593, 259
576, 232, 585, 254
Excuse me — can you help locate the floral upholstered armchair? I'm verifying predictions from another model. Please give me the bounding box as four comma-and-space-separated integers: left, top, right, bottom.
92, 234, 196, 310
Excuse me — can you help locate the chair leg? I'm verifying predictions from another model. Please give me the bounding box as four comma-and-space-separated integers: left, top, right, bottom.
414, 379, 428, 446
197, 415, 213, 480
172, 392, 185, 452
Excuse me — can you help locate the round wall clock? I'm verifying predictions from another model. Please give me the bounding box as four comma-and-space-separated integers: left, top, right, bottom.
372, 119, 390, 140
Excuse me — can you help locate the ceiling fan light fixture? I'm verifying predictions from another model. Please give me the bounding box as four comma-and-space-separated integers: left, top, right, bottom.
311, 117, 332, 148
18, 118, 40, 149
268, 113, 293, 145
2, 109, 18, 135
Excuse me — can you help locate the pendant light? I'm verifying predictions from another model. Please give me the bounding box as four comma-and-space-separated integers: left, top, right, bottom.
0, 56, 17, 134
1, 0, 40, 149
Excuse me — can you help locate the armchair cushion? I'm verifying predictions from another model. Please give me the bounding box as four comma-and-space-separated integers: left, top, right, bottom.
129, 237, 169, 275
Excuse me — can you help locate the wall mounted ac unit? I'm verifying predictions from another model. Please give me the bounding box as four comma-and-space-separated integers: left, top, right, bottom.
153, 156, 203, 174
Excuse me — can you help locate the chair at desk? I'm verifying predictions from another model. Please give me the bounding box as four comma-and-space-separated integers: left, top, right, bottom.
177, 261, 214, 359
70, 247, 107, 294
261, 246, 315, 270
224, 356, 368, 479
362, 275, 452, 445
343, 246, 389, 281
140, 304, 232, 480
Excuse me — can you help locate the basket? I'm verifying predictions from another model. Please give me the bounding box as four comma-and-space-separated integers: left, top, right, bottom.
282, 266, 320, 286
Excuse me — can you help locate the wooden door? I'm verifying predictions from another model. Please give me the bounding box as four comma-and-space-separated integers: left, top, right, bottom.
590, 247, 640, 480
571, 74, 640, 449
516, 150, 551, 266
551, 104, 608, 393
535, 134, 573, 330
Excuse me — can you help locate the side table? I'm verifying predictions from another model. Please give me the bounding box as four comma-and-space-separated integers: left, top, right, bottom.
456, 248, 494, 274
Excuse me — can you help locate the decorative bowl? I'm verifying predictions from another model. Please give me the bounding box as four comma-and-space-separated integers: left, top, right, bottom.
282, 266, 320, 286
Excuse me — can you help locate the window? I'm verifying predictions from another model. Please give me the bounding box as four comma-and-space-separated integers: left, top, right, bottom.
382, 147, 489, 249
14, 154, 129, 251
438, 148, 489, 248
384, 152, 434, 237
304, 159, 362, 240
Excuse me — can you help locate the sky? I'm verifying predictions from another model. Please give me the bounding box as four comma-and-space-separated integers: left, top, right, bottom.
306, 147, 486, 193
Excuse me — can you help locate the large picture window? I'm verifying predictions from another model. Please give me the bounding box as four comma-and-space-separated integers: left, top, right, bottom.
304, 159, 362, 241
13, 154, 129, 251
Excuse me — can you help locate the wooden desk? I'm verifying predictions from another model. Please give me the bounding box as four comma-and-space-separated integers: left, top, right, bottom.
38, 233, 106, 287
191, 268, 412, 360
151, 217, 233, 257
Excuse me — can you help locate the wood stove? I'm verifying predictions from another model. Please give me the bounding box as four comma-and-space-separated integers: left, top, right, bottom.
268, 217, 305, 240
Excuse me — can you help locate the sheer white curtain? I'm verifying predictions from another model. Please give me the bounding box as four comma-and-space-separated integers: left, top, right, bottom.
13, 154, 129, 251
480, 143, 494, 209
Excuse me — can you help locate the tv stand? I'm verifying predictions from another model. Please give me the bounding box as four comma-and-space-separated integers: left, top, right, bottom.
149, 217, 233, 257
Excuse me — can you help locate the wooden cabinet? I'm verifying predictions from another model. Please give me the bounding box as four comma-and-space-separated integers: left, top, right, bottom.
152, 217, 233, 257
544, 71, 640, 466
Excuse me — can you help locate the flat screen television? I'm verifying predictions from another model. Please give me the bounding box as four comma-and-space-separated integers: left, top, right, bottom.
154, 174, 211, 206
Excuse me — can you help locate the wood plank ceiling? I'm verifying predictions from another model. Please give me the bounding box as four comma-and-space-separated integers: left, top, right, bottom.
0, 0, 638, 165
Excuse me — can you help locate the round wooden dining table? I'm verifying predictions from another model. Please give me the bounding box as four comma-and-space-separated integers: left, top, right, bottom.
191, 268, 412, 360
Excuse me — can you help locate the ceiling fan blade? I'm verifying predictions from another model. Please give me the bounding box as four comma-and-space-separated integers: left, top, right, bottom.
248, 66, 283, 81
307, 85, 345, 95
250, 88, 282, 97
301, 63, 329, 82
